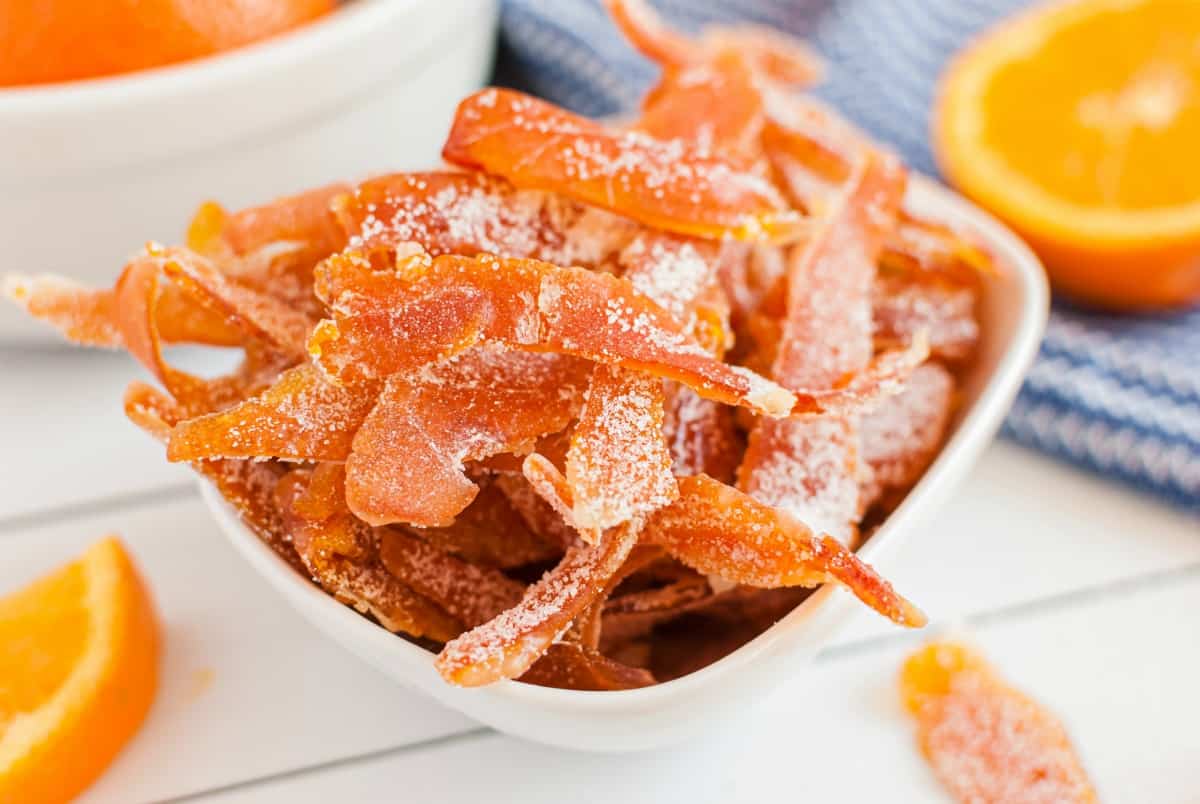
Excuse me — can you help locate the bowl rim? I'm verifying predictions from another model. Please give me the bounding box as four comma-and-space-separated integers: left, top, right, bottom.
0, 0, 420, 113
202, 171, 1049, 710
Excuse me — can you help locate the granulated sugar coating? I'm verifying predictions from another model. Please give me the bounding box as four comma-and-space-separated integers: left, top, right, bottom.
900, 641, 1097, 804
345, 346, 590, 528
443, 88, 806, 243
308, 248, 795, 416
739, 154, 906, 546
436, 522, 639, 686
4, 0, 992, 691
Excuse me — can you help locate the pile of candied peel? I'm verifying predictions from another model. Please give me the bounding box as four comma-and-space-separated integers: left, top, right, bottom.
5, 0, 991, 690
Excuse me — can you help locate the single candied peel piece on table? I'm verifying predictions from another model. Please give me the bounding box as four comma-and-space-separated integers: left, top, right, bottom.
442, 87, 806, 243
900, 641, 1097, 804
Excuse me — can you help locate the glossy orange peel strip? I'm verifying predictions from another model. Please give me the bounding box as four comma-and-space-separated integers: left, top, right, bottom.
345, 347, 590, 527
645, 475, 925, 628
436, 520, 640, 686
442, 88, 805, 243
308, 247, 795, 417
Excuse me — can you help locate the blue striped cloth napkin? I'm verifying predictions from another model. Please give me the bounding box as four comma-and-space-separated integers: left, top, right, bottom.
495, 0, 1200, 512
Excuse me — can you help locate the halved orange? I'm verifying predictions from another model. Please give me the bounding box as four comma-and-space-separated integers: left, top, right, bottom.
935, 0, 1200, 310
0, 537, 161, 803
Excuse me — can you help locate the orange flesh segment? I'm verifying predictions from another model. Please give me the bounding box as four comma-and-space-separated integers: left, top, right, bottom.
739, 154, 906, 544
345, 347, 589, 527
442, 88, 804, 243
0, 537, 160, 804
436, 521, 640, 686
976, 5, 1200, 211
936, 0, 1200, 308
308, 248, 794, 417
900, 641, 1098, 803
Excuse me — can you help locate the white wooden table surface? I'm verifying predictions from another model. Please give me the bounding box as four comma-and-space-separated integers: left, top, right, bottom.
3, 347, 1198, 803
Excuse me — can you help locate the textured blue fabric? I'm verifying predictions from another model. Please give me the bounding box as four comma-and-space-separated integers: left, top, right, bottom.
495, 0, 1200, 512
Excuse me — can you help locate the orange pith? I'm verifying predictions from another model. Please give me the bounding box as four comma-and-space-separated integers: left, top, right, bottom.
936, 0, 1200, 309
0, 0, 335, 88
0, 537, 161, 804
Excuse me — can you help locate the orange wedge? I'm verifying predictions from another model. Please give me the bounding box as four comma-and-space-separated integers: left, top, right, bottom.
0, 537, 160, 803
935, 0, 1200, 310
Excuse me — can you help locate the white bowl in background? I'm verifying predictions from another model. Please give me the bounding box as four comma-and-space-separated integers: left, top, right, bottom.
201, 173, 1049, 752
0, 0, 498, 341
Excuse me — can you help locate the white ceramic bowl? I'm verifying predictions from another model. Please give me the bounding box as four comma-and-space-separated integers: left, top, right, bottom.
201, 174, 1049, 752
0, 0, 498, 341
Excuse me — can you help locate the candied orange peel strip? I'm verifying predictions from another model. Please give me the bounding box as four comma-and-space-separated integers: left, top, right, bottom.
166, 363, 379, 464
900, 641, 1097, 804
378, 528, 525, 629
564, 364, 677, 539
308, 247, 795, 417
560, 231, 723, 538
277, 466, 463, 642
345, 346, 590, 527
335, 171, 636, 267
442, 88, 805, 243
739, 152, 907, 545
861, 362, 956, 512
436, 520, 640, 686
646, 475, 925, 627
606, 0, 823, 85
520, 642, 655, 691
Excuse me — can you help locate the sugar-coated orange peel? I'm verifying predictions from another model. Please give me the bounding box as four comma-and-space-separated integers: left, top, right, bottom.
308, 247, 795, 417
345, 347, 589, 527
645, 475, 925, 627
3, 0, 997, 692
861, 363, 956, 512
900, 641, 1097, 804
443, 88, 805, 243
520, 643, 655, 691
278, 466, 463, 642
436, 521, 639, 686
739, 153, 907, 545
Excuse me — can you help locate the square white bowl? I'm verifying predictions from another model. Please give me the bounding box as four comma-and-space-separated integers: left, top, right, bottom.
200, 173, 1049, 751
0, 0, 498, 342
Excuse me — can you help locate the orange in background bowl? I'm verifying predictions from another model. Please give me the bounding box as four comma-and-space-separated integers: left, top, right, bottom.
935, 0, 1200, 311
0, 0, 334, 88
